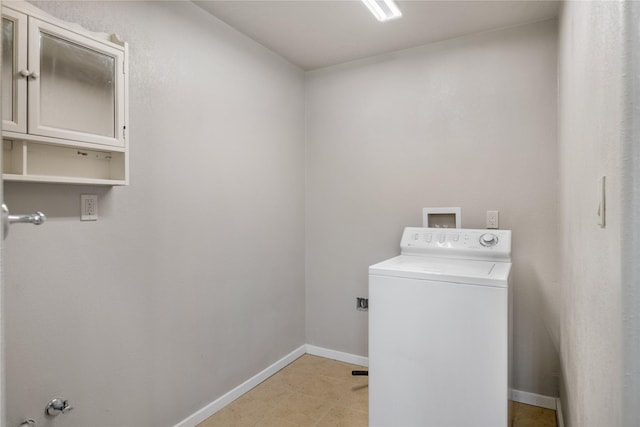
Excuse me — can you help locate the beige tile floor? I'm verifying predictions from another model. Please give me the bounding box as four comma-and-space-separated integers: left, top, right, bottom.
510, 401, 558, 427
198, 354, 557, 427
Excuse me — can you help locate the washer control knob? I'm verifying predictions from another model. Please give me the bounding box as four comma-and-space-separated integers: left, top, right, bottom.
479, 233, 498, 247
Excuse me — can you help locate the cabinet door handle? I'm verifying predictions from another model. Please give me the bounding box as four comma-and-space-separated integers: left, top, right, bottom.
18, 70, 39, 80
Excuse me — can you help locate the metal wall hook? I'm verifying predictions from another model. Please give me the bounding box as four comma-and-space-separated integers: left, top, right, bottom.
2, 203, 46, 239
8, 211, 46, 225
45, 398, 73, 416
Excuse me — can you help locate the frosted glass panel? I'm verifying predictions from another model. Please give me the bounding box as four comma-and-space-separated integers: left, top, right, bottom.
3, 18, 15, 122
39, 32, 115, 137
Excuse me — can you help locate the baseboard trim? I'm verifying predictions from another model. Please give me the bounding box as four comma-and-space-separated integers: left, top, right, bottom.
172, 345, 306, 427
511, 389, 557, 410
556, 398, 565, 427
305, 344, 369, 367
174, 344, 558, 427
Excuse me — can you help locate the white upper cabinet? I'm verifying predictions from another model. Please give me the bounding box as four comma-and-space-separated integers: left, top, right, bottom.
1, 1, 129, 185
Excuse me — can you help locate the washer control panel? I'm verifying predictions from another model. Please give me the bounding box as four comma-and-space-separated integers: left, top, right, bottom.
400, 227, 511, 261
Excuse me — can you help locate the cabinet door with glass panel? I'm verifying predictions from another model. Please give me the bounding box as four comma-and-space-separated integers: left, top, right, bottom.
2, 7, 27, 133
28, 17, 126, 147
2, 6, 126, 148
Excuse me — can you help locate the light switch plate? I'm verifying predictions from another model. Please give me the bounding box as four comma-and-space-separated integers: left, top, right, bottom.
81, 194, 98, 221
597, 176, 606, 228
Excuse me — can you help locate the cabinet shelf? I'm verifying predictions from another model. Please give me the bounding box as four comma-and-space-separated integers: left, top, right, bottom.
2, 130, 127, 152
3, 173, 126, 186
3, 139, 127, 185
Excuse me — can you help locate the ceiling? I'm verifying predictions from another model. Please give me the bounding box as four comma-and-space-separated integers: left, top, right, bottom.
194, 0, 560, 71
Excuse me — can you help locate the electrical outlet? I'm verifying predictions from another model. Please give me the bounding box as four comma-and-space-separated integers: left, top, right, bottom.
486, 210, 499, 229
81, 194, 98, 221
356, 297, 369, 311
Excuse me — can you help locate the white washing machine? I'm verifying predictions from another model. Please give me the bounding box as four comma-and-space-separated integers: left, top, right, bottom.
369, 227, 512, 427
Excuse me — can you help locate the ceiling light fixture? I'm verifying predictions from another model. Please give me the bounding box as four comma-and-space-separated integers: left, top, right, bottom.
361, 0, 402, 22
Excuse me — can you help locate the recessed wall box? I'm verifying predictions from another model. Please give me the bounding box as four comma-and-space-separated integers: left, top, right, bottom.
422, 207, 461, 228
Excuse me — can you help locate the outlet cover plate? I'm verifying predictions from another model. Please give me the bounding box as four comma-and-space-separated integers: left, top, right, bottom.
81, 194, 98, 221
486, 210, 499, 229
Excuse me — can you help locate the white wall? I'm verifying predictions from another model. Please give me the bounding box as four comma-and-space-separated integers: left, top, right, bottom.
4, 2, 305, 426
558, 1, 640, 425
305, 19, 560, 397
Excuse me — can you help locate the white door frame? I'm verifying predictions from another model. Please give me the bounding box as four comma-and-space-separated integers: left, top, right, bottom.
1, 0, 6, 422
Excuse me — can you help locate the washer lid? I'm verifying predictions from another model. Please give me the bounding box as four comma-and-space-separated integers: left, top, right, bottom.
369, 255, 511, 287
